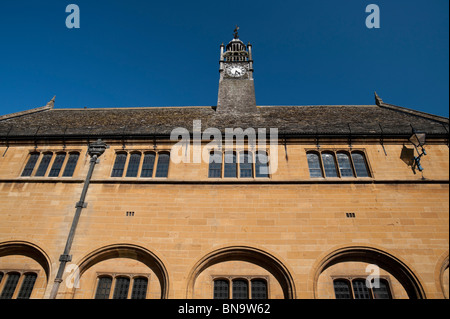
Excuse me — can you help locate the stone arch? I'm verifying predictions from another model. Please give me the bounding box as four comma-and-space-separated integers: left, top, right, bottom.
186, 245, 296, 299
435, 252, 449, 299
75, 244, 169, 299
0, 240, 51, 282
311, 245, 426, 299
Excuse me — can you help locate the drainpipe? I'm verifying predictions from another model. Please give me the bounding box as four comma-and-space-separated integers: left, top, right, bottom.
49, 139, 108, 299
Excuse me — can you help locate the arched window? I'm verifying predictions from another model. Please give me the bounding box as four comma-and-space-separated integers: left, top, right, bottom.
352, 152, 371, 177
113, 276, 130, 299
62, 152, 80, 177
255, 151, 269, 178
214, 279, 230, 299
131, 277, 148, 299
333, 279, 352, 299
126, 153, 141, 177
321, 152, 338, 177
48, 153, 66, 177
111, 153, 127, 177
208, 151, 222, 178
232, 279, 248, 299
336, 152, 354, 177
35, 153, 53, 177
224, 152, 237, 178
239, 152, 253, 178
95, 276, 112, 299
307, 152, 323, 178
21, 153, 40, 177
141, 152, 156, 178
251, 279, 268, 299
155, 153, 170, 178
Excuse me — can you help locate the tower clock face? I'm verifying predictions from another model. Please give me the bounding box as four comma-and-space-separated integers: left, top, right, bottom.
226, 64, 247, 78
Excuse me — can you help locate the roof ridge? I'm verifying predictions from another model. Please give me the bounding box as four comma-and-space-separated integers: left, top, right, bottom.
378, 101, 449, 124
0, 97, 55, 121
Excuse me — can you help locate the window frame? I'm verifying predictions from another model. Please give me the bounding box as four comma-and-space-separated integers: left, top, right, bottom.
306, 151, 324, 178
93, 273, 151, 299
306, 149, 372, 179
332, 276, 394, 299
0, 270, 40, 300
48, 152, 67, 177
212, 276, 269, 300
21, 150, 81, 178
141, 152, 157, 178
62, 152, 80, 177
239, 151, 254, 179
125, 152, 143, 178
208, 150, 223, 178
336, 151, 355, 178
34, 152, 53, 177
155, 152, 171, 178
351, 151, 372, 178
21, 152, 40, 177
111, 152, 128, 178
209, 149, 271, 179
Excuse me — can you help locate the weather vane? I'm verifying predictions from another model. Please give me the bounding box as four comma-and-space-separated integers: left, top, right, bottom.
234, 25, 240, 39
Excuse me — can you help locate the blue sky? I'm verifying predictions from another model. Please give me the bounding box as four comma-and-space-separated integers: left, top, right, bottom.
0, 0, 448, 117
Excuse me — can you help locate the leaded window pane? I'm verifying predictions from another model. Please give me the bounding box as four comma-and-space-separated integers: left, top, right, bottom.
48, 153, 66, 177
17, 273, 37, 299
126, 153, 141, 177
0, 273, 20, 299
113, 277, 130, 299
373, 279, 392, 299
337, 152, 354, 177
322, 153, 338, 177
224, 152, 237, 178
353, 279, 371, 299
352, 153, 370, 177
334, 280, 352, 299
35, 153, 53, 177
255, 152, 269, 178
131, 277, 148, 299
141, 153, 156, 178
62, 153, 79, 177
232, 280, 248, 299
251, 279, 267, 299
307, 153, 323, 178
214, 280, 229, 299
111, 153, 127, 177
240, 152, 253, 178
21, 153, 40, 177
155, 153, 170, 178
208, 152, 222, 178
95, 276, 112, 299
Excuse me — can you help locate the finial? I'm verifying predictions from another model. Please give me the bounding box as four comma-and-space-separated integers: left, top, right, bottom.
374, 91, 383, 105
46, 96, 56, 109
234, 25, 240, 39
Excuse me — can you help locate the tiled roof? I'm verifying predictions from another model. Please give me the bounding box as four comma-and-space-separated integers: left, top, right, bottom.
0, 101, 448, 140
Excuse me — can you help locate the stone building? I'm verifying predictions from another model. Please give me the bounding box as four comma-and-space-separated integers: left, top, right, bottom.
0, 30, 448, 300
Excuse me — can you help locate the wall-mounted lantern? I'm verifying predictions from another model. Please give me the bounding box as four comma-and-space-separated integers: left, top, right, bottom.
409, 130, 427, 172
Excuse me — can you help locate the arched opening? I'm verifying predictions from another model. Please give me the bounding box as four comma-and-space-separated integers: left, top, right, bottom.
0, 241, 51, 299
186, 246, 296, 299
313, 246, 426, 299
436, 254, 449, 299
73, 244, 169, 299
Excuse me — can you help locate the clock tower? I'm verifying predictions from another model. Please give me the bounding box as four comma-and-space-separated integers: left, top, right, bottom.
217, 27, 256, 114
